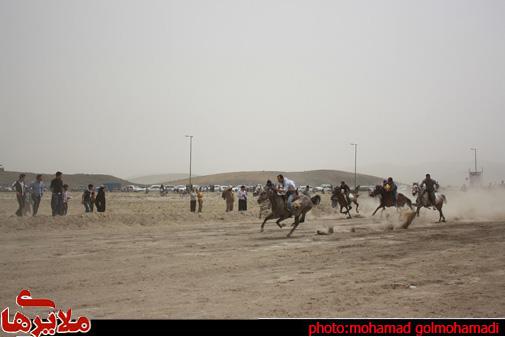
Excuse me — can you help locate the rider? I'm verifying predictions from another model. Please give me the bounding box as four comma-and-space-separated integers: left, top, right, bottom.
302, 185, 311, 197
276, 174, 296, 211
340, 181, 352, 208
420, 173, 439, 207
384, 177, 398, 206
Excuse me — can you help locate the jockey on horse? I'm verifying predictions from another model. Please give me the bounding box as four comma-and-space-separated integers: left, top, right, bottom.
276, 174, 296, 211
420, 174, 439, 209
412, 173, 447, 222
339, 181, 352, 210
383, 177, 398, 206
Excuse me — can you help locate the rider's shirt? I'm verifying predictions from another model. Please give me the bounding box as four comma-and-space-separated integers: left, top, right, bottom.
421, 178, 439, 192
283, 178, 296, 192
341, 183, 351, 194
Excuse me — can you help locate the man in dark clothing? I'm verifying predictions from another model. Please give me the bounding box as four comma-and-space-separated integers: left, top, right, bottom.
340, 181, 352, 207
50, 171, 64, 216
82, 184, 95, 213
384, 177, 398, 206
95, 186, 106, 212
420, 174, 439, 206
13, 174, 26, 216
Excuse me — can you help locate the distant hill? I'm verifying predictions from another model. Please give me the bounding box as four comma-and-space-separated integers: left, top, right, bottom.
128, 173, 194, 185
0, 171, 132, 190
165, 170, 382, 187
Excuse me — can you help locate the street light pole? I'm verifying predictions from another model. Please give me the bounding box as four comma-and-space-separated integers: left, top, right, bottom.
185, 135, 193, 187
350, 143, 358, 189
470, 147, 477, 172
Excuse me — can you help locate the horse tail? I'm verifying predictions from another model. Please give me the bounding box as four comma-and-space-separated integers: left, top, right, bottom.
311, 195, 321, 205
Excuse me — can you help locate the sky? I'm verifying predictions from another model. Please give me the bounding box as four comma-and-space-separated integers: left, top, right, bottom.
1, 0, 504, 183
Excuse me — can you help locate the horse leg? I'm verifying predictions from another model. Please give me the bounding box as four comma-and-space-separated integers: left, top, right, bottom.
299, 213, 306, 223
261, 213, 274, 232
346, 207, 352, 219
354, 201, 360, 213
438, 205, 446, 223
277, 215, 289, 228
416, 206, 421, 217
372, 205, 382, 216
287, 215, 301, 237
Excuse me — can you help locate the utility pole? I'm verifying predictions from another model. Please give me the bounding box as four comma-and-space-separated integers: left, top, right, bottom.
350, 143, 358, 189
470, 147, 477, 172
185, 135, 193, 187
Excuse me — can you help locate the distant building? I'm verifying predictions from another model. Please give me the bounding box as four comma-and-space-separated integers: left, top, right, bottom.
468, 170, 483, 188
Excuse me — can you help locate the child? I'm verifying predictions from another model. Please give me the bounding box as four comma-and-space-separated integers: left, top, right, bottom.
63, 184, 72, 215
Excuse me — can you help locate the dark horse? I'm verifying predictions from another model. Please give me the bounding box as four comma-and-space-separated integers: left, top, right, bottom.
257, 187, 321, 237
369, 185, 413, 216
411, 183, 447, 222
330, 186, 360, 218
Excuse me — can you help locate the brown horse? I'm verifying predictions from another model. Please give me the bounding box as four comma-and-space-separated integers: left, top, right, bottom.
369, 185, 413, 216
411, 183, 447, 222
330, 187, 360, 218
257, 187, 321, 237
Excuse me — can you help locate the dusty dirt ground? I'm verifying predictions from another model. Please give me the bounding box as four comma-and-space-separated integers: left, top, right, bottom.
1, 189, 504, 318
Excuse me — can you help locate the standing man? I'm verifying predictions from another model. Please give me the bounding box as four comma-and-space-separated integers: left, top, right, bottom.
12, 174, 26, 216
94, 186, 106, 212
82, 184, 95, 213
50, 171, 64, 216
189, 188, 197, 212
30, 174, 44, 216
276, 174, 296, 211
197, 188, 204, 213
238, 185, 248, 211
222, 186, 235, 212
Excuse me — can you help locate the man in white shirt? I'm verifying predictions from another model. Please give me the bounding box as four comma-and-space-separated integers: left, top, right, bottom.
276, 174, 296, 211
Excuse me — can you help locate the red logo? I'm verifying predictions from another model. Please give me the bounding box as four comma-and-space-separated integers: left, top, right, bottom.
1, 289, 91, 337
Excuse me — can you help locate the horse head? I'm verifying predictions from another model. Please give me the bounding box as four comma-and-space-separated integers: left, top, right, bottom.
411, 183, 420, 196
369, 185, 383, 197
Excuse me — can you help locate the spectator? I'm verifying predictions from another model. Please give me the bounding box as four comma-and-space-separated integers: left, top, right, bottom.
222, 186, 234, 212
30, 174, 44, 216
189, 188, 197, 212
82, 184, 95, 213
50, 171, 64, 216
12, 174, 26, 217
63, 184, 71, 215
197, 188, 204, 213
95, 186, 106, 212
238, 185, 248, 211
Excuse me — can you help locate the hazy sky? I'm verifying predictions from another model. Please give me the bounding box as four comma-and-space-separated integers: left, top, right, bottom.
1, 0, 504, 181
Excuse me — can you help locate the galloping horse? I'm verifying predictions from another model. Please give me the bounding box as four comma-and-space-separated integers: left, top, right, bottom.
257, 187, 321, 237
369, 185, 413, 216
331, 186, 360, 218
411, 183, 447, 222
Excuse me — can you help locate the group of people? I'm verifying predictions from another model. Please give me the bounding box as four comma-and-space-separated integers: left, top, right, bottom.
12, 172, 107, 216
221, 185, 249, 212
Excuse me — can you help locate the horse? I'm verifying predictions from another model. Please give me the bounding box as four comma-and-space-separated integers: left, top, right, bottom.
369, 185, 413, 216
411, 183, 447, 222
331, 186, 360, 216
257, 187, 321, 237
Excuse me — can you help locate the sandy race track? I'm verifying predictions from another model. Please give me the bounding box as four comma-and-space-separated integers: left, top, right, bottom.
1, 190, 504, 318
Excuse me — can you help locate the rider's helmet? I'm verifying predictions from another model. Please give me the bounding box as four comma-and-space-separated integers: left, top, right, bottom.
387, 177, 393, 183
426, 173, 431, 178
